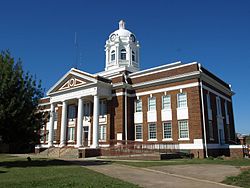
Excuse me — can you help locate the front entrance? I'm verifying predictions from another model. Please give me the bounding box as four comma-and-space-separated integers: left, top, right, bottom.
83, 101, 91, 146
83, 126, 89, 147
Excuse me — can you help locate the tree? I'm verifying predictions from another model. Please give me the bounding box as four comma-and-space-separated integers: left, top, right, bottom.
0, 50, 45, 153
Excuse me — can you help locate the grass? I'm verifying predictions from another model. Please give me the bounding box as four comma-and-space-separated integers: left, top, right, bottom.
0, 154, 139, 188
223, 169, 250, 188
111, 158, 250, 168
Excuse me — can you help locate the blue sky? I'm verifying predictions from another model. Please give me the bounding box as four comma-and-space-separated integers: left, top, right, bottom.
0, 0, 249, 134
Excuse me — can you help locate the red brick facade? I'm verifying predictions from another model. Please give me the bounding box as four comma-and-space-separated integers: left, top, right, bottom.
38, 63, 240, 158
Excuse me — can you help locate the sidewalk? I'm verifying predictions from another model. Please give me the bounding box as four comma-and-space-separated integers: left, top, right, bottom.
84, 163, 239, 188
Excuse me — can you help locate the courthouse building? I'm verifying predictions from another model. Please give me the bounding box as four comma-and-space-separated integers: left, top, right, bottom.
38, 20, 239, 158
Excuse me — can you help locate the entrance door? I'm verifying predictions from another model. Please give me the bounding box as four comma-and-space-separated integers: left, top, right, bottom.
83, 126, 89, 147
82, 101, 91, 146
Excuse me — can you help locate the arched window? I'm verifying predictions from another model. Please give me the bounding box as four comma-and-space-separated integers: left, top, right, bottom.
121, 49, 126, 60
132, 51, 135, 62
111, 50, 115, 61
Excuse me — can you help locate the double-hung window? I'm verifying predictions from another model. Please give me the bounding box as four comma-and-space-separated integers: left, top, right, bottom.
148, 97, 156, 111
135, 124, 142, 140
148, 123, 157, 140
99, 125, 106, 141
163, 122, 172, 139
178, 120, 189, 139
208, 121, 214, 140
177, 93, 187, 108
68, 105, 76, 120
67, 127, 75, 141
135, 99, 142, 112
162, 95, 171, 109
99, 100, 107, 116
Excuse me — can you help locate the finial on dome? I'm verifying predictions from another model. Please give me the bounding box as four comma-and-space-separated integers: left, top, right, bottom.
119, 20, 125, 29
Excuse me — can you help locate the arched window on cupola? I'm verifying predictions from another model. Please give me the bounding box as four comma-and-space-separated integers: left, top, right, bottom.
111, 50, 115, 61
120, 49, 126, 60
132, 51, 135, 62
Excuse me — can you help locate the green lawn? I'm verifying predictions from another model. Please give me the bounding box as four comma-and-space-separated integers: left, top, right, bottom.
111, 158, 250, 167
0, 154, 139, 188
223, 169, 250, 188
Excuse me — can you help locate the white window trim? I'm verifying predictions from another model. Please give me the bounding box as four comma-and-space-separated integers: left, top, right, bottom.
67, 127, 75, 142
148, 96, 156, 111
99, 125, 107, 141
162, 95, 171, 110
178, 120, 189, 140
162, 138, 173, 141
135, 124, 143, 141
148, 123, 157, 140
177, 93, 187, 108
162, 122, 172, 140
135, 98, 142, 113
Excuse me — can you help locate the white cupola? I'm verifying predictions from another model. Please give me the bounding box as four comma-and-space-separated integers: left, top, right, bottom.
105, 20, 140, 72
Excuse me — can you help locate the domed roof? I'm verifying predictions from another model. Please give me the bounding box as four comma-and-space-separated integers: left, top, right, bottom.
109, 20, 133, 38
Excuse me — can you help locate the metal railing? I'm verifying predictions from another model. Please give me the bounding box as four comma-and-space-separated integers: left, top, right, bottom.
101, 140, 180, 157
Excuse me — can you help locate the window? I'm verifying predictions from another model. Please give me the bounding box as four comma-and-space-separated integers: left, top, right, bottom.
54, 111, 58, 121
132, 51, 135, 61
163, 122, 172, 139
67, 127, 75, 141
121, 49, 126, 60
135, 99, 142, 112
45, 130, 49, 142
148, 97, 156, 111
99, 125, 106, 141
53, 129, 57, 141
148, 123, 157, 139
216, 97, 222, 116
208, 121, 214, 140
111, 50, 115, 61
68, 105, 76, 119
99, 100, 107, 116
206, 94, 211, 110
178, 120, 189, 139
135, 124, 142, 140
162, 95, 171, 109
83, 102, 90, 116
177, 93, 187, 108
40, 130, 45, 142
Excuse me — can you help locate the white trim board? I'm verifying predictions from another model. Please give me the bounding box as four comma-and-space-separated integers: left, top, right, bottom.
130, 62, 197, 78
202, 85, 231, 102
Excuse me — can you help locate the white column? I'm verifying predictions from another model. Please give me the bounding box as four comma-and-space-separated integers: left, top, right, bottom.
48, 103, 55, 147
115, 45, 119, 65
91, 95, 99, 148
60, 101, 67, 147
76, 98, 83, 147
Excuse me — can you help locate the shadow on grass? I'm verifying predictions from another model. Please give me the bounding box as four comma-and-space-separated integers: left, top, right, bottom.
0, 158, 111, 168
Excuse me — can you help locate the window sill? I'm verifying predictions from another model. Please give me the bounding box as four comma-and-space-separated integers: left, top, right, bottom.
147, 139, 157, 141
162, 138, 173, 141
135, 139, 143, 142
178, 138, 190, 141
177, 107, 188, 110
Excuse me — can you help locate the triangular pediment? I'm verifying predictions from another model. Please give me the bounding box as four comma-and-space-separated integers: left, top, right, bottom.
47, 68, 98, 95
58, 76, 87, 91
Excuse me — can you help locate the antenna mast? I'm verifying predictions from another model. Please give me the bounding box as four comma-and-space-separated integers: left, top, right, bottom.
74, 32, 78, 69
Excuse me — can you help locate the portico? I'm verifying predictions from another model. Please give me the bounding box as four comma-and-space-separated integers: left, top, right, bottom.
47, 68, 111, 148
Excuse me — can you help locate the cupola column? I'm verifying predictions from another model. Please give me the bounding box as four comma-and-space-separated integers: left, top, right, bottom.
115, 44, 119, 65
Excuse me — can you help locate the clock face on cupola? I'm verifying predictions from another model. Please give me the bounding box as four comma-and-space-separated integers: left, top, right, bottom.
105, 20, 140, 72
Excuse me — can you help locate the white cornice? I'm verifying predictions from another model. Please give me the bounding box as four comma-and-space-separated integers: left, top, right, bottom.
129, 61, 198, 79
132, 71, 200, 89
201, 73, 234, 97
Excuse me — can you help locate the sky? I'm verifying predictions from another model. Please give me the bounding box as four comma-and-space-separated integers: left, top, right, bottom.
0, 0, 249, 134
